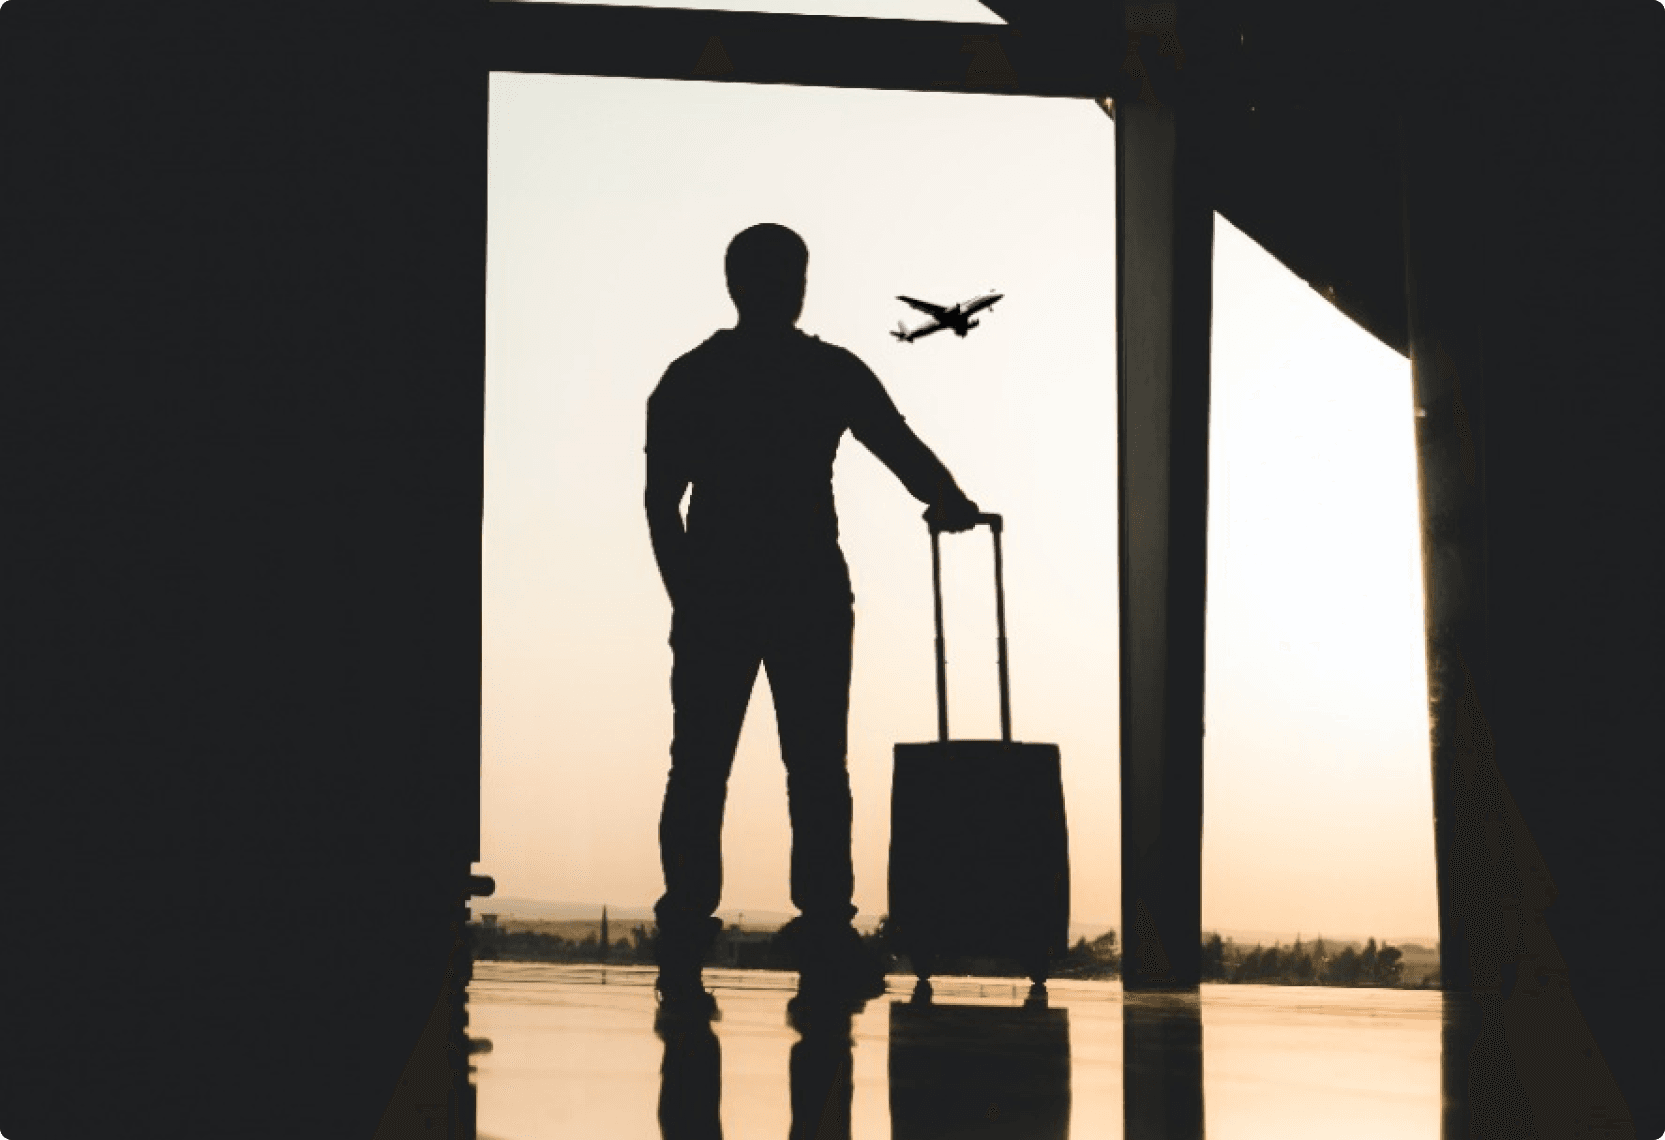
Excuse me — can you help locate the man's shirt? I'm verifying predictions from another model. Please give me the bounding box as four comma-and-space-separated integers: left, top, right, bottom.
647, 327, 948, 600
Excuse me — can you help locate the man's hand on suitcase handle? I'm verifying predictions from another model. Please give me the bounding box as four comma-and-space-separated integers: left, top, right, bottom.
924, 495, 989, 534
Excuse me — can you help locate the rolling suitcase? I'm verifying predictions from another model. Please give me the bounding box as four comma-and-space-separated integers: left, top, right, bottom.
887, 513, 1070, 987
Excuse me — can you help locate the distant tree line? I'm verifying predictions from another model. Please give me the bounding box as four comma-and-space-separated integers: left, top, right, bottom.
1052, 930, 1122, 978
941, 929, 1435, 988
468, 918, 887, 970
1200, 934, 1436, 988
470, 921, 657, 965
470, 919, 1438, 988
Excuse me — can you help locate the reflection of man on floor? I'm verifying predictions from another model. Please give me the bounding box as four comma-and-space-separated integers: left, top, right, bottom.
646, 223, 981, 1013
654, 998, 860, 1140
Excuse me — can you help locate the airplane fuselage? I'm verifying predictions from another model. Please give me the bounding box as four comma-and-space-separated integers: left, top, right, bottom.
893, 290, 1003, 343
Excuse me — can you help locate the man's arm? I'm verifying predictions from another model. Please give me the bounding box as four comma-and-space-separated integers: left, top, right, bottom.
645, 391, 693, 607
846, 360, 981, 530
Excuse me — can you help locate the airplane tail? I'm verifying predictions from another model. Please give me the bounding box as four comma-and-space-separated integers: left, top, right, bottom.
892, 322, 910, 342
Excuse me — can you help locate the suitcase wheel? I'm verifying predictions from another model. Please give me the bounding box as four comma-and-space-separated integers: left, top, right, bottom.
1020, 946, 1049, 987
909, 943, 937, 984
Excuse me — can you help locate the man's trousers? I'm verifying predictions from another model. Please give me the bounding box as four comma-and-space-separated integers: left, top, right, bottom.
654, 588, 858, 961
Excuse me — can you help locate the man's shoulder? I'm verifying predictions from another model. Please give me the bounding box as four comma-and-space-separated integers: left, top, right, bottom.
797, 332, 877, 384
651, 332, 731, 402
652, 328, 874, 397
798, 330, 857, 362
668, 330, 733, 372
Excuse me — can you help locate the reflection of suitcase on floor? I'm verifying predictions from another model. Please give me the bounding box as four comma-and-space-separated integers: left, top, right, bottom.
887, 514, 1070, 985
888, 1000, 1071, 1140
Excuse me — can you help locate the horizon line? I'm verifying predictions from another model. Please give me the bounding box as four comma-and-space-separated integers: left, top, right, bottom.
466, 897, 1440, 944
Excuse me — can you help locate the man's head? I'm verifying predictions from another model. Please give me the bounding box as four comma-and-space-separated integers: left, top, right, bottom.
725, 224, 808, 329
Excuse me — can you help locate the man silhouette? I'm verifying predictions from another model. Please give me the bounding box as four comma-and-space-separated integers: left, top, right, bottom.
646, 223, 982, 1012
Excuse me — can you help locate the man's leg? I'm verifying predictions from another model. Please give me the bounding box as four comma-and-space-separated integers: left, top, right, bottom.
766, 596, 884, 1001
765, 597, 857, 931
655, 605, 761, 1003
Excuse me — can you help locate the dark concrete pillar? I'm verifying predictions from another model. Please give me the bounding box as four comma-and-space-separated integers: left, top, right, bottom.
1114, 18, 1213, 992
1400, 3, 1662, 1132
1399, 82, 1490, 1008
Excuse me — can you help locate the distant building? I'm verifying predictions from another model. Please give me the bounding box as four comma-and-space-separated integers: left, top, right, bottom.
711, 926, 776, 969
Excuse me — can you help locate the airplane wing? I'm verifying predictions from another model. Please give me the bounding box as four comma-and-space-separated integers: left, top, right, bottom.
898, 296, 951, 318
907, 321, 949, 340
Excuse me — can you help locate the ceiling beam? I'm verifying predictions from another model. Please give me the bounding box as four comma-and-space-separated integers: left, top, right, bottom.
486, 1, 1114, 98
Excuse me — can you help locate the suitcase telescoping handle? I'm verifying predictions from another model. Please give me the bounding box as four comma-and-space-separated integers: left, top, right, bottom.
928, 512, 1012, 744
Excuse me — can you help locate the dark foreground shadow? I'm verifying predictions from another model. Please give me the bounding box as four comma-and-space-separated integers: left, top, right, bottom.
889, 992, 1071, 1140
1123, 992, 1204, 1140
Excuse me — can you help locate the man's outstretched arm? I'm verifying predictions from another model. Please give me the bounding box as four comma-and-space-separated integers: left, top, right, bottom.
849, 389, 981, 530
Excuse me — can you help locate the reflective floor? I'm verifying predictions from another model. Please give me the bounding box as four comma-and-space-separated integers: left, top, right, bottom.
468, 964, 1443, 1140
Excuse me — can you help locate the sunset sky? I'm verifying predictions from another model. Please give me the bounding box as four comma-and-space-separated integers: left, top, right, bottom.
481, 45, 1439, 941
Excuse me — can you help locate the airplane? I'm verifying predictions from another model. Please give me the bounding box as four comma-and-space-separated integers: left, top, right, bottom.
891, 290, 1003, 342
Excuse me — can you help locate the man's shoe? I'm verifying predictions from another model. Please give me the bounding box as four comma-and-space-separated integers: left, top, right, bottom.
652, 914, 722, 1021
794, 923, 890, 1005
655, 972, 718, 1021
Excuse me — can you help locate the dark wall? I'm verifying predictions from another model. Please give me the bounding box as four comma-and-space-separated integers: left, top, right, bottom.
0, 1, 484, 1134
2, 0, 1658, 1135
1397, 0, 1664, 1133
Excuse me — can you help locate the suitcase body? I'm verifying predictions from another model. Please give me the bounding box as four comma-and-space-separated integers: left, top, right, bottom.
886, 514, 1070, 985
